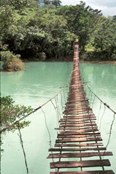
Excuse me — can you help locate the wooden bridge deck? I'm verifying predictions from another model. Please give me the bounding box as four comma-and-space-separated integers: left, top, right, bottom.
47, 44, 114, 174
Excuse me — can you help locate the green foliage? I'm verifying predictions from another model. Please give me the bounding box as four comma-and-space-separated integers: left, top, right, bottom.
1, 51, 24, 71
0, 0, 39, 10
44, 0, 61, 8
0, 95, 33, 132
93, 19, 116, 60
39, 52, 47, 61
0, 0, 116, 61
57, 2, 102, 52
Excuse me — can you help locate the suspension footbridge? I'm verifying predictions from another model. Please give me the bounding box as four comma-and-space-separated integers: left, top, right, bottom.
47, 44, 115, 174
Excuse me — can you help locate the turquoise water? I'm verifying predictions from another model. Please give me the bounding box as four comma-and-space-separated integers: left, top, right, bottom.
1, 62, 116, 173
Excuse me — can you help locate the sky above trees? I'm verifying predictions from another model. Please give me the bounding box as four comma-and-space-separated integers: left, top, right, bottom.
61, 0, 116, 16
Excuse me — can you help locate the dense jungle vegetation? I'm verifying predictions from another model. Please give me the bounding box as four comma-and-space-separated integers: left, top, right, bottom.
0, 0, 116, 66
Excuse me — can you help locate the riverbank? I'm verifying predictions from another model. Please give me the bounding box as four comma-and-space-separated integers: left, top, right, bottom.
22, 59, 116, 65
80, 60, 116, 64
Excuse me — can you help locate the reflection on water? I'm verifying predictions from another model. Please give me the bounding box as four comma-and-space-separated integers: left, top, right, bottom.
1, 62, 116, 173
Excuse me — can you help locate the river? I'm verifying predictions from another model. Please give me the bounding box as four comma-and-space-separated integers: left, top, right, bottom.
1, 62, 116, 173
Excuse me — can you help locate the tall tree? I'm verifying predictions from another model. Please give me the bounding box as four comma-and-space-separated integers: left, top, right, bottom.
93, 19, 116, 60
57, 1, 102, 52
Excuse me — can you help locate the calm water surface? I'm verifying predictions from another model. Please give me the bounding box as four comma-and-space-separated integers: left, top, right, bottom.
1, 62, 116, 173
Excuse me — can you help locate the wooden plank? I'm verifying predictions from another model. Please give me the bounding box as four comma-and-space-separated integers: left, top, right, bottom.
48, 151, 113, 158
65, 105, 88, 107
56, 137, 102, 143
57, 134, 101, 138
55, 127, 98, 131
62, 117, 95, 120
60, 130, 99, 134
50, 159, 111, 168
67, 94, 86, 98
63, 115, 95, 119
59, 123, 97, 127
55, 143, 103, 147
50, 170, 115, 174
64, 112, 95, 118
62, 118, 96, 122
58, 126, 97, 130
68, 92, 85, 95
64, 110, 92, 114
64, 113, 94, 117
61, 119, 95, 122
64, 113, 92, 116
49, 147, 106, 152
65, 107, 90, 110
59, 120, 96, 124
66, 102, 89, 105
65, 103, 88, 106
59, 119, 96, 124
58, 132, 100, 136
65, 103, 89, 107
66, 100, 88, 104
61, 118, 96, 121
67, 97, 86, 100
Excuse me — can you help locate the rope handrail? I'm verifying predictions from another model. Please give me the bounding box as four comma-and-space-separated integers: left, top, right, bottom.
86, 84, 116, 115
0, 84, 68, 133
85, 83, 116, 151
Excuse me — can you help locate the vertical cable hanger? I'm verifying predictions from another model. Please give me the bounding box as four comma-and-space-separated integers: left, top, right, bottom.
17, 123, 29, 174
99, 105, 106, 130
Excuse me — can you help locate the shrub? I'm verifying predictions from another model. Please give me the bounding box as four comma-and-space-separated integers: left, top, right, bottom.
0, 95, 33, 131
39, 52, 46, 61
1, 51, 24, 71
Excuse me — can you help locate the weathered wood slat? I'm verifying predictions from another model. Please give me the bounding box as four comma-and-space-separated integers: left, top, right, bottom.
62, 116, 95, 119
50, 170, 115, 174
65, 103, 89, 107
62, 118, 96, 122
61, 119, 96, 122
57, 134, 101, 138
64, 113, 94, 116
55, 127, 98, 131
50, 159, 111, 169
48, 151, 113, 158
65, 103, 88, 106
60, 130, 99, 134
66, 100, 88, 104
58, 132, 100, 136
56, 137, 102, 143
60, 119, 95, 122
55, 143, 103, 147
59, 123, 97, 127
49, 147, 106, 152
59, 118, 95, 122
65, 108, 90, 111
63, 115, 95, 119
64, 111, 92, 114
